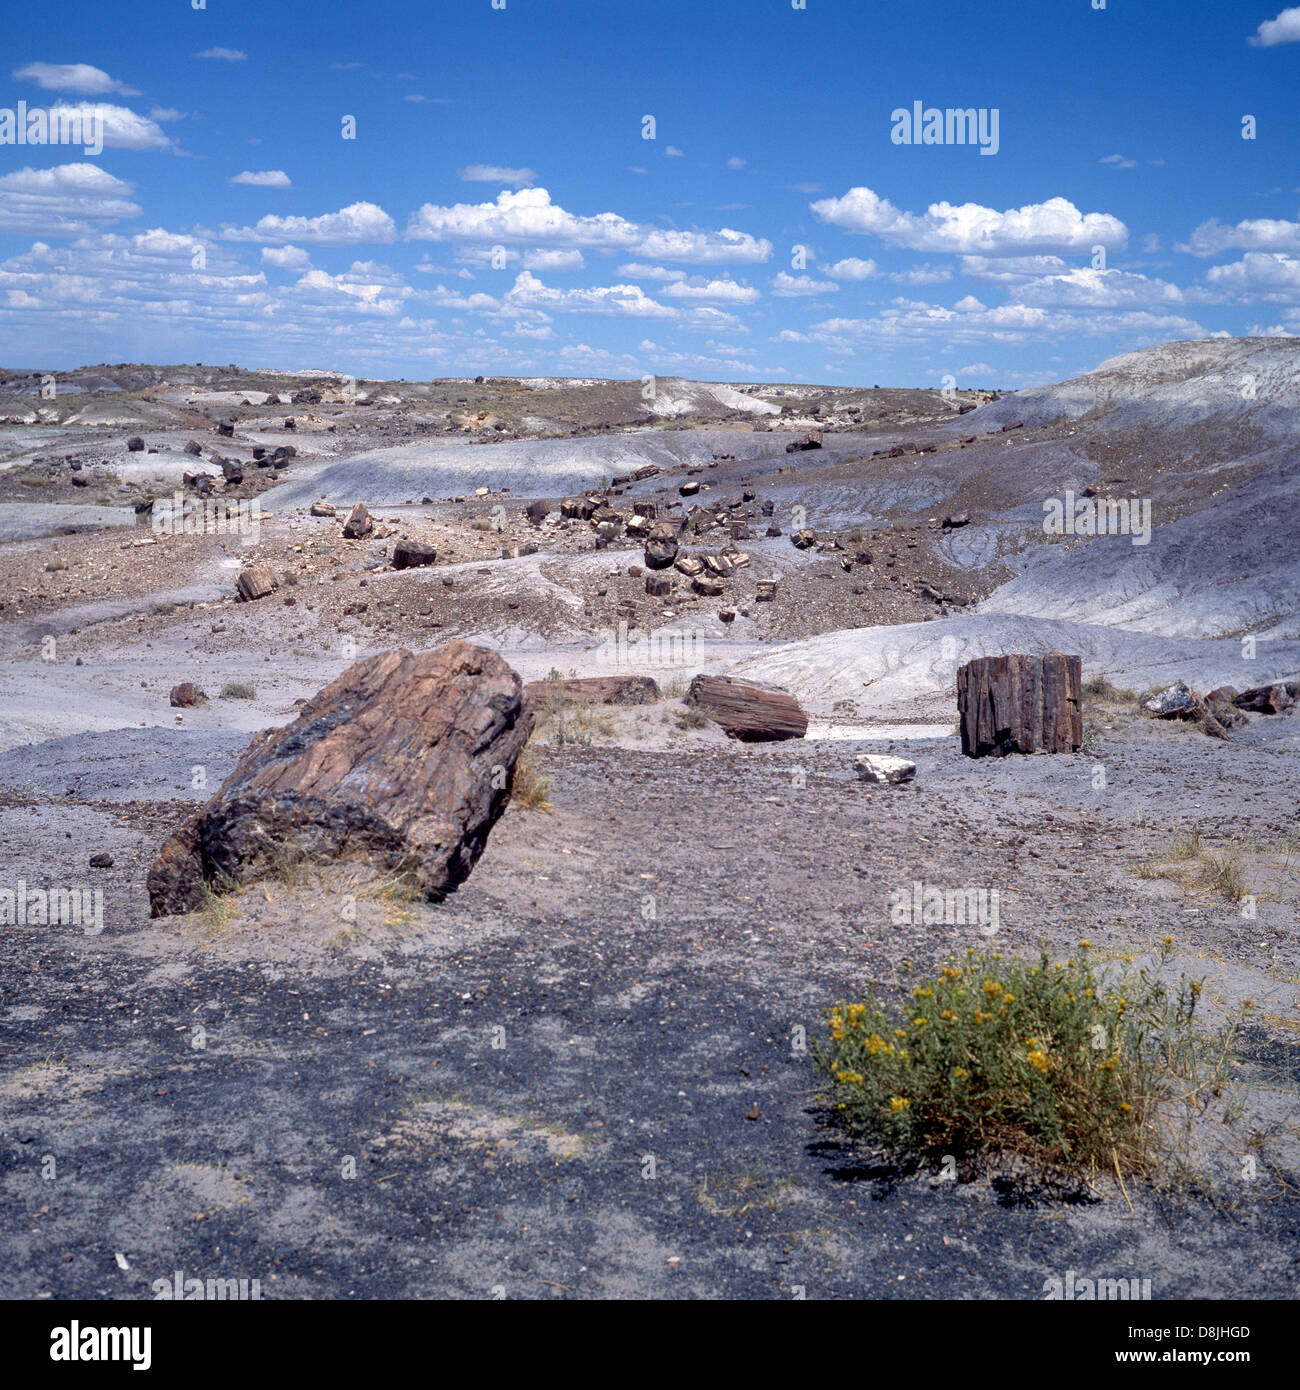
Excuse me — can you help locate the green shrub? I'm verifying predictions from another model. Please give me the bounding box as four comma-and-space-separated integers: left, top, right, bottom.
220, 682, 256, 700
816, 940, 1216, 1175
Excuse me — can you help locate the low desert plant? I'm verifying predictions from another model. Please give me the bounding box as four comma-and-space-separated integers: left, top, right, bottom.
1200, 852, 1246, 903
1083, 673, 1140, 706
816, 939, 1232, 1177
219, 681, 256, 700
509, 751, 552, 812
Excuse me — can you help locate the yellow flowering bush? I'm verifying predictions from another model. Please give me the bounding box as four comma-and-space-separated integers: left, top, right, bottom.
817, 940, 1213, 1172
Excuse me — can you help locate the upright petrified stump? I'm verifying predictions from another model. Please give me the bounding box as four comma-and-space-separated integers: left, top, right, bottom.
687, 674, 808, 742
146, 642, 533, 915
957, 652, 1082, 757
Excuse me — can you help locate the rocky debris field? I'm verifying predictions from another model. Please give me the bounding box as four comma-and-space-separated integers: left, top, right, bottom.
1, 341, 1299, 1299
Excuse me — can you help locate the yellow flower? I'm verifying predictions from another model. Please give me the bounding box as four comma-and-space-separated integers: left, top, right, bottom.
895, 1029, 907, 1039
913, 986, 934, 999
889, 1096, 910, 1112
982, 980, 1003, 997
953, 1068, 968, 1079
939, 1009, 956, 1022
1119, 1102, 1132, 1113
940, 967, 962, 981
1025, 1037, 1039, 1047
1161, 936, 1174, 946
1000, 993, 1016, 1005
836, 1070, 864, 1085
1079, 939, 1093, 949
1026, 1049, 1050, 1074
912, 1017, 928, 1028
973, 1010, 991, 1025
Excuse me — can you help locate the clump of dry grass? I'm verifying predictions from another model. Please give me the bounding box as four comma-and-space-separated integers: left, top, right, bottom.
509, 751, 552, 812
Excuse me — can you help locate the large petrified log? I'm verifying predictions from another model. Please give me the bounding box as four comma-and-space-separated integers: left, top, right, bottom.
146, 642, 532, 916
686, 674, 808, 742
524, 675, 660, 707
957, 652, 1082, 757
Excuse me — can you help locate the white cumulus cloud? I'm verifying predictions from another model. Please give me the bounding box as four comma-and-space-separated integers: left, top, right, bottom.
224, 201, 396, 245
810, 186, 1127, 256
0, 163, 140, 235
230, 170, 292, 188
770, 272, 838, 296
459, 165, 536, 186
12, 62, 138, 96
1249, 7, 1300, 45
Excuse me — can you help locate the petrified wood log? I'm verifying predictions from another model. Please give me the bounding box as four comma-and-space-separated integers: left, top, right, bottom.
391, 540, 437, 569
524, 675, 660, 708
957, 652, 1082, 757
687, 674, 808, 742
235, 565, 276, 602
644, 520, 679, 570
147, 642, 532, 916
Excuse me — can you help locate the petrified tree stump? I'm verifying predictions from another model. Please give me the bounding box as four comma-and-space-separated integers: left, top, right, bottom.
957, 652, 1082, 757
147, 642, 532, 915
687, 674, 808, 742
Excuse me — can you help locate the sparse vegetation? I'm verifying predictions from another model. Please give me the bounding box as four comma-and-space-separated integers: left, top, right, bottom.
1083, 673, 1141, 707
817, 940, 1240, 1178
509, 751, 553, 812
219, 682, 256, 700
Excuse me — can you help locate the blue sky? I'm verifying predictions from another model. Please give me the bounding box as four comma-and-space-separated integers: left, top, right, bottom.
2, 0, 1300, 386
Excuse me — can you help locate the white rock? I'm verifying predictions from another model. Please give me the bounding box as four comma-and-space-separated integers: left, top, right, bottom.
853, 753, 917, 785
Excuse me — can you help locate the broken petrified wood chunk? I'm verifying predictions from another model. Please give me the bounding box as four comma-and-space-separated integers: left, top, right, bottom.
692, 575, 724, 597
645, 573, 672, 597
309, 500, 337, 518
146, 642, 533, 916
169, 682, 205, 708
791, 529, 816, 549
524, 674, 660, 708
392, 540, 437, 569
687, 674, 808, 742
957, 652, 1082, 757
1234, 682, 1298, 714
525, 498, 550, 525
235, 565, 277, 602
342, 503, 373, 539
644, 520, 679, 570
785, 431, 822, 452
853, 753, 917, 785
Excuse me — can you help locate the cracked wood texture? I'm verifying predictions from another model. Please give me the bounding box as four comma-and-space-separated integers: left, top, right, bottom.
687, 674, 808, 742
957, 652, 1082, 757
147, 641, 532, 915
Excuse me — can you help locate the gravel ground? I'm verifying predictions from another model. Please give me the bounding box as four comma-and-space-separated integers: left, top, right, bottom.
1, 710, 1296, 1300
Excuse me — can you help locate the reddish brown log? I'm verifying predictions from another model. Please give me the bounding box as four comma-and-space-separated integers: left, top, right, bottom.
147, 641, 532, 915
524, 675, 660, 707
687, 674, 808, 742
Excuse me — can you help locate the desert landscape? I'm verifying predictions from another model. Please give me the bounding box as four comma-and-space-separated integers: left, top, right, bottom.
1, 338, 1297, 1300
5, 2, 1300, 1335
